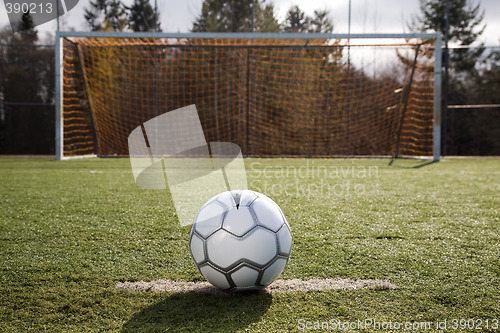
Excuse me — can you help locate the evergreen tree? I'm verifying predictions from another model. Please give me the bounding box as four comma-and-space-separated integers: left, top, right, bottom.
84, 0, 105, 30
283, 5, 309, 33
308, 9, 334, 33
192, 1, 332, 34
409, 0, 485, 73
255, 1, 280, 33
193, 0, 251, 32
0, 17, 55, 153
84, 0, 127, 32
477, 50, 500, 105
192, 0, 279, 33
4, 14, 39, 102
127, 0, 161, 32
282, 7, 333, 33
409, 0, 491, 155
14, 13, 38, 42
192, 0, 218, 32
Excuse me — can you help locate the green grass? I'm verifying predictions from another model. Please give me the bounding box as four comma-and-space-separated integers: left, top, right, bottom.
0, 157, 499, 332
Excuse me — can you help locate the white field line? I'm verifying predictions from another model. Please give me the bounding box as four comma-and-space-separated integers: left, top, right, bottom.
116, 278, 396, 294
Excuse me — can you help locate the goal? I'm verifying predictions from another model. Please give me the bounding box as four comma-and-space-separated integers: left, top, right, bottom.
55, 32, 441, 160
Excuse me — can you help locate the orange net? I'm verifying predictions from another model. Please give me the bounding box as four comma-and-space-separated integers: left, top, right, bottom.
62, 37, 435, 157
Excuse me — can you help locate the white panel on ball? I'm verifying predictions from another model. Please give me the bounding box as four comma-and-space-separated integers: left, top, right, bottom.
194, 203, 224, 238
216, 191, 237, 208
189, 190, 292, 291
277, 225, 292, 256
251, 199, 285, 232
199, 265, 230, 290
206, 228, 277, 269
222, 207, 256, 236
260, 258, 288, 286
239, 190, 258, 206
197, 200, 224, 223
231, 265, 259, 287
190, 233, 205, 264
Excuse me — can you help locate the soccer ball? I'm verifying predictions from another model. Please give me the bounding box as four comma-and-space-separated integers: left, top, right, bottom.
189, 189, 292, 291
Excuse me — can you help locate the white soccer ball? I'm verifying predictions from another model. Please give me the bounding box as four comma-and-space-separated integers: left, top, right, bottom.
189, 189, 292, 291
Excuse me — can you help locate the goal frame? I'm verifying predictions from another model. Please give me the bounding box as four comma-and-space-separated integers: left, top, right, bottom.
54, 31, 442, 161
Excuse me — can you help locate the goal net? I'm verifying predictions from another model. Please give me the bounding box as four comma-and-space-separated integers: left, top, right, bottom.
57, 33, 440, 159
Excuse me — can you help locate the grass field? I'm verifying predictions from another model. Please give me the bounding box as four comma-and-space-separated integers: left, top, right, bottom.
0, 157, 499, 332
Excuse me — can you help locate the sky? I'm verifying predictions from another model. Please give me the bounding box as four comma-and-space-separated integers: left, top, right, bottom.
0, 0, 499, 46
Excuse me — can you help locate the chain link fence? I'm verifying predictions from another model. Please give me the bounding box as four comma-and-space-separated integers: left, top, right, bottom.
0, 43, 55, 154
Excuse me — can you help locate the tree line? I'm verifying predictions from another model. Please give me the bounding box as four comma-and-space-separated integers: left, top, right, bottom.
409, 0, 500, 155
0, 0, 498, 155
83, 0, 334, 34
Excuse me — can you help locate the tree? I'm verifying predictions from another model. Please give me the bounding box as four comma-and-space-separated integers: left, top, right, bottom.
192, 1, 333, 34
282, 5, 309, 33
193, 0, 252, 32
409, 0, 491, 155
477, 50, 500, 105
464, 48, 500, 155
308, 10, 334, 33
282, 6, 333, 33
0, 17, 55, 154
3, 14, 40, 104
192, 0, 279, 32
192, 0, 218, 32
84, 0, 127, 32
127, 0, 161, 32
14, 12, 38, 42
255, 1, 280, 33
409, 0, 485, 73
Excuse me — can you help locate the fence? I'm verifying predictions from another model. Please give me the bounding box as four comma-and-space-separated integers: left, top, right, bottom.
0, 43, 55, 154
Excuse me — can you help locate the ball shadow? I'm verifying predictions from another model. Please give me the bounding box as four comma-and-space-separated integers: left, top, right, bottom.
121, 291, 272, 333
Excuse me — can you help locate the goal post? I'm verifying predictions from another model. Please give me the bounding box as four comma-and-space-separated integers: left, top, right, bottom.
55, 32, 441, 161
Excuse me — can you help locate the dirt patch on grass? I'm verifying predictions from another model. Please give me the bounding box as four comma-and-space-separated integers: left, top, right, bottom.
115, 278, 396, 294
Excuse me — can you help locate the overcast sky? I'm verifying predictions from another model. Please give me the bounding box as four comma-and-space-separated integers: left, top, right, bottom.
1, 0, 499, 45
